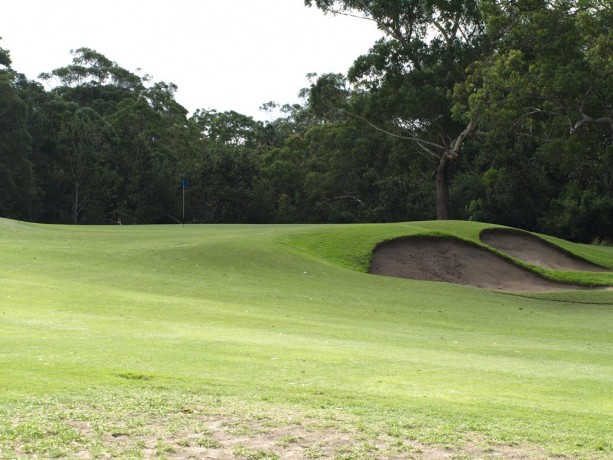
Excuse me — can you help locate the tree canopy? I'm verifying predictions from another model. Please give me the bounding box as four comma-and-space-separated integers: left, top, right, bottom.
0, 2, 611, 243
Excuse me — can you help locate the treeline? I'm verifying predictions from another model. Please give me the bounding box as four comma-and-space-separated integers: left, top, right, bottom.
0, 0, 611, 243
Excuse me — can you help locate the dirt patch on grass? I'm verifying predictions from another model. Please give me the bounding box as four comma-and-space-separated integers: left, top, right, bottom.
369, 236, 584, 292
57, 409, 553, 460
2, 394, 559, 460
480, 228, 611, 272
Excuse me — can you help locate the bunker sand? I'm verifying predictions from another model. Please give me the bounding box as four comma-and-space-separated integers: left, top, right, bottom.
369, 234, 605, 292
480, 228, 611, 272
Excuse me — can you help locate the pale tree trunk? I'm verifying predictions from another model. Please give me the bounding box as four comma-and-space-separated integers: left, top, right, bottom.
434, 113, 479, 220
73, 182, 80, 224
435, 155, 451, 220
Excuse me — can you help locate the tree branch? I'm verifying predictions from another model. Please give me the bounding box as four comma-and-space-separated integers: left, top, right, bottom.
432, 20, 450, 44
341, 109, 443, 162
331, 194, 364, 204
325, 7, 375, 23
570, 113, 613, 137
450, 112, 480, 159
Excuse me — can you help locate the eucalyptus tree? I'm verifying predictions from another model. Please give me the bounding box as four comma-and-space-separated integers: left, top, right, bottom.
0, 40, 10, 67
0, 43, 39, 219
260, 83, 437, 223
39, 47, 144, 115
186, 109, 269, 223
457, 0, 613, 240
38, 48, 196, 224
305, 0, 488, 219
456, 0, 612, 146
191, 109, 264, 147
57, 107, 115, 224
107, 82, 194, 223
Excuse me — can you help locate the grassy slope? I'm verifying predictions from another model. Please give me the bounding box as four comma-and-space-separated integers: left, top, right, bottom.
1, 218, 612, 458
282, 220, 613, 287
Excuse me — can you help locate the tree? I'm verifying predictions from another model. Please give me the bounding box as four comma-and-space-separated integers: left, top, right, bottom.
39, 47, 143, 115
38, 48, 195, 224
0, 41, 39, 219
461, 0, 612, 144
186, 109, 267, 223
191, 109, 263, 147
57, 107, 115, 224
0, 39, 11, 68
457, 0, 613, 241
0, 76, 38, 219
107, 88, 192, 224
305, 0, 488, 219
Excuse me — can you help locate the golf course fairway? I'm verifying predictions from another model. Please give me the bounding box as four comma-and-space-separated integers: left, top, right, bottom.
1, 218, 612, 459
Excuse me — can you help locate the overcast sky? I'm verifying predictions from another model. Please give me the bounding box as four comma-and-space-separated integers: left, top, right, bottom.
1, 0, 381, 119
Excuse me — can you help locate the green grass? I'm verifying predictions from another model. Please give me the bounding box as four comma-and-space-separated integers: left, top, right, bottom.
1, 218, 612, 458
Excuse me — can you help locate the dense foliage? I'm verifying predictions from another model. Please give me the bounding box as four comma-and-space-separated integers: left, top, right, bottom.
0, 0, 611, 242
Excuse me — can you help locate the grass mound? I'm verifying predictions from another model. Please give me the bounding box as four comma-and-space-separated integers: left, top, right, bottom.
1, 218, 612, 458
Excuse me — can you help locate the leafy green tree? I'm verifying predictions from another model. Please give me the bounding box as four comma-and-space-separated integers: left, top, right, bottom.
457, 0, 613, 241
107, 89, 191, 224
537, 133, 613, 243
188, 144, 265, 223
191, 109, 264, 147
39, 48, 143, 115
462, 0, 612, 143
259, 113, 436, 223
57, 107, 116, 223
0, 42, 39, 219
37, 48, 195, 224
0, 77, 39, 219
186, 109, 269, 223
305, 0, 487, 219
13, 81, 76, 222
258, 134, 309, 222
0, 39, 11, 68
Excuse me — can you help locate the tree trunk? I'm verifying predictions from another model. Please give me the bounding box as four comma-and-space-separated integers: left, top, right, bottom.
435, 155, 451, 220
73, 182, 80, 224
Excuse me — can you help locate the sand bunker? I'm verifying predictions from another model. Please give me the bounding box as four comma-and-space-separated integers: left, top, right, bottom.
369, 236, 585, 292
480, 228, 611, 272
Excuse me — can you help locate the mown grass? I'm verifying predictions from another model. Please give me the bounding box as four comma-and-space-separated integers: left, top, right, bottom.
0, 218, 612, 458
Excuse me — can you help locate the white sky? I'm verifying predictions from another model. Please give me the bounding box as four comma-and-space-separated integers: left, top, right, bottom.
1, 0, 381, 120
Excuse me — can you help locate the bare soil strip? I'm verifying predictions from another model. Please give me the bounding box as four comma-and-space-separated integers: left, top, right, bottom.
8, 403, 551, 459
480, 228, 611, 272
369, 236, 583, 292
